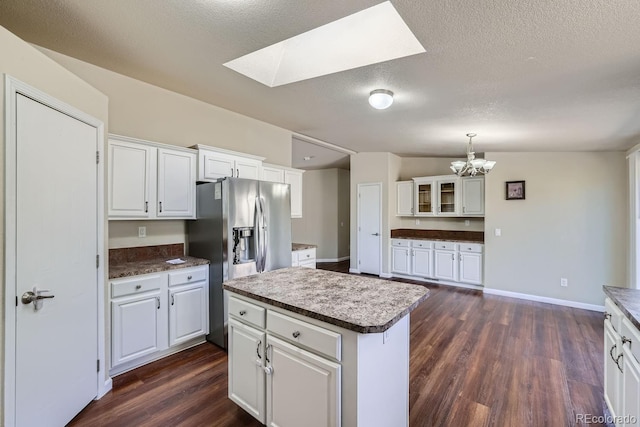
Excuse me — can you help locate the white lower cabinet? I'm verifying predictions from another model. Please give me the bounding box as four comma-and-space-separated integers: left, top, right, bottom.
266, 335, 340, 427
292, 248, 316, 268
434, 249, 457, 281
411, 246, 433, 277
110, 265, 209, 375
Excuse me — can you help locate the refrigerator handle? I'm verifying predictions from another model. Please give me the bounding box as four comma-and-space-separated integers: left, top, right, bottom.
259, 196, 267, 272
254, 197, 263, 272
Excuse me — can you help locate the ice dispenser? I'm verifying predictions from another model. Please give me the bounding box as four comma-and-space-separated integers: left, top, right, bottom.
232, 227, 255, 264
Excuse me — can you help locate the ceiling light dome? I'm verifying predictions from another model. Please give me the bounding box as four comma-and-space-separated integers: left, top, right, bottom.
369, 89, 394, 109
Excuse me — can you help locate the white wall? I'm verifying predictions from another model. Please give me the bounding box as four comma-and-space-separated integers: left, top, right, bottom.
0, 25, 110, 420
483, 152, 627, 306
38, 47, 293, 250
292, 169, 350, 260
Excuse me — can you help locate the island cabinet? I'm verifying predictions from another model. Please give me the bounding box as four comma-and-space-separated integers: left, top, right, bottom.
110, 265, 209, 376
224, 267, 429, 427
108, 135, 197, 220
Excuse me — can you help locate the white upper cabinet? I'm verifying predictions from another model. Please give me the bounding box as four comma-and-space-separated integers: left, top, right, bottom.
284, 169, 303, 218
261, 164, 285, 183
396, 181, 414, 216
108, 135, 196, 220
194, 144, 264, 182
460, 177, 485, 216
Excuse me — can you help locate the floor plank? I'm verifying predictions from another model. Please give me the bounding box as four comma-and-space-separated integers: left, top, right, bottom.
70, 261, 605, 426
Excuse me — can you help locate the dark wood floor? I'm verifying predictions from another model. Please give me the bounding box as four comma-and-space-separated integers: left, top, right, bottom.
70, 261, 606, 426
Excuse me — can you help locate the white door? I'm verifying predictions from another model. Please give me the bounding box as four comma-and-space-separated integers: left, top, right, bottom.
358, 183, 381, 275
157, 148, 196, 218
14, 93, 99, 426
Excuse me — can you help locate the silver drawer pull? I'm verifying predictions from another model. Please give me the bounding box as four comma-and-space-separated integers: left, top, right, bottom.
135, 284, 142, 290
239, 310, 247, 316
187, 275, 192, 280
623, 336, 632, 345
292, 331, 301, 338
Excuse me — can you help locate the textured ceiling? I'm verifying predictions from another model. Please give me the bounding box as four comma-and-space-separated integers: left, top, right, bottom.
2, 0, 640, 157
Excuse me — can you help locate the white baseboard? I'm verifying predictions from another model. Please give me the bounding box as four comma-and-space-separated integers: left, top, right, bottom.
97, 377, 113, 399
317, 256, 351, 263
390, 273, 483, 290
483, 288, 605, 312
349, 268, 361, 274
379, 272, 393, 279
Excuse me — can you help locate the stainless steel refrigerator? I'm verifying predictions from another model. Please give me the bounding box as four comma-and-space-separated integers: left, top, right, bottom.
188, 178, 292, 348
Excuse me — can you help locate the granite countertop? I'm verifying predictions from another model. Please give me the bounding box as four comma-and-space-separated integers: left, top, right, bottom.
392, 236, 483, 244
109, 256, 210, 279
604, 285, 640, 330
292, 243, 317, 251
223, 267, 430, 333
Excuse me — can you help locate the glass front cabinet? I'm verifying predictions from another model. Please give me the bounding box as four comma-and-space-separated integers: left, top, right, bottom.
413, 176, 459, 217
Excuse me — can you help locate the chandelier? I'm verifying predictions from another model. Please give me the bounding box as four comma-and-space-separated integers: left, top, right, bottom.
450, 133, 496, 177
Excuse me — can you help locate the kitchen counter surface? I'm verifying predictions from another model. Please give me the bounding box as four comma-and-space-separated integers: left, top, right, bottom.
223, 267, 429, 333
391, 228, 484, 243
392, 236, 483, 244
604, 285, 640, 330
109, 256, 209, 279
292, 243, 317, 251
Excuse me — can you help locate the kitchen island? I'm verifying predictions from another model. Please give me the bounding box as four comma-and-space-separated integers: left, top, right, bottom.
223, 267, 430, 427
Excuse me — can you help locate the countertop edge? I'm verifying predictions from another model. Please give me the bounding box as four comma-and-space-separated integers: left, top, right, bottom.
109, 256, 210, 280
603, 285, 640, 330
224, 286, 430, 334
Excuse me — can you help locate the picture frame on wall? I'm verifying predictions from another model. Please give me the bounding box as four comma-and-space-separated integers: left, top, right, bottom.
506, 181, 525, 200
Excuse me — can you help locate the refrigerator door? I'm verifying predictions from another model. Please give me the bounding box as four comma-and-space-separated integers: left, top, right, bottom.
259, 181, 292, 272
227, 178, 259, 280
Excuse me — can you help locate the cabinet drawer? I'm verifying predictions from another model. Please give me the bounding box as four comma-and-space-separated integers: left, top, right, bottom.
434, 241, 457, 251
296, 249, 315, 261
168, 266, 208, 287
111, 275, 163, 298
229, 296, 265, 329
267, 310, 341, 361
391, 239, 410, 248
411, 240, 432, 249
621, 318, 640, 364
459, 243, 483, 253
605, 298, 623, 332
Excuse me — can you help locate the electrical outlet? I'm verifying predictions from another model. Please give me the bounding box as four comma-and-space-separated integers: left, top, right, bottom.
415, 219, 420, 225
495, 228, 501, 237
560, 278, 568, 287
138, 226, 146, 238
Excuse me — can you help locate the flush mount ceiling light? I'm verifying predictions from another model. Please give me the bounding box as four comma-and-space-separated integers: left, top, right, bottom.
223, 1, 425, 87
450, 133, 496, 176
303, 156, 314, 161
368, 89, 394, 109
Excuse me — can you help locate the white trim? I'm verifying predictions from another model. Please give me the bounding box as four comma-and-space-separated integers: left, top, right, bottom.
379, 272, 393, 279
292, 132, 357, 155
316, 256, 350, 263
390, 273, 483, 290
349, 268, 361, 274
110, 133, 197, 154
191, 143, 265, 161
482, 288, 605, 312
357, 182, 383, 276
98, 378, 113, 399
4, 75, 108, 426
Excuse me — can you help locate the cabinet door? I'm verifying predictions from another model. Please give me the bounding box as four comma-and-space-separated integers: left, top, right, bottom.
414, 179, 435, 216
262, 166, 285, 183
605, 322, 621, 419
228, 318, 266, 423
622, 345, 640, 426
266, 335, 340, 427
396, 181, 414, 216
285, 170, 303, 218
434, 250, 458, 281
112, 291, 163, 366
392, 246, 411, 274
236, 158, 262, 180
459, 252, 483, 284
437, 179, 458, 216
412, 248, 432, 278
461, 177, 484, 216
202, 151, 235, 180
157, 148, 196, 218
108, 140, 155, 218
168, 282, 207, 346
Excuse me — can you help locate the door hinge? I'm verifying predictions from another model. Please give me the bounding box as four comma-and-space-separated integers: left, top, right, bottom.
96, 151, 100, 164
97, 359, 100, 372
16, 296, 18, 307
96, 254, 99, 268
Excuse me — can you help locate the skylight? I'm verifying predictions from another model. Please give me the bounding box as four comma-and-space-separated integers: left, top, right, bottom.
223, 1, 426, 87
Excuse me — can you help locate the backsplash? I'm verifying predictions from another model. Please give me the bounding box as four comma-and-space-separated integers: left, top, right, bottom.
109, 243, 185, 264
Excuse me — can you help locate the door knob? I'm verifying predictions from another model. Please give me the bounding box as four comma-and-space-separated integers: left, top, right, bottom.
372, 233, 380, 236
21, 287, 55, 311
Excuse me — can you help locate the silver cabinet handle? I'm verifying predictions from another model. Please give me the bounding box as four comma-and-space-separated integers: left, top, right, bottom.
231, 167, 234, 176
616, 353, 624, 373
256, 340, 262, 360
145, 201, 148, 213
459, 253, 462, 261
159, 201, 163, 213
156, 297, 160, 309
236, 168, 239, 177
372, 233, 380, 236
610, 344, 617, 361
187, 275, 192, 280
171, 294, 175, 306
239, 310, 247, 316
292, 331, 301, 338
135, 284, 142, 290
604, 312, 612, 320
623, 336, 632, 345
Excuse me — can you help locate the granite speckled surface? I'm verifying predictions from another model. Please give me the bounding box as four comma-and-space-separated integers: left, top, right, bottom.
223, 267, 430, 333
604, 285, 640, 330
392, 237, 483, 244
292, 243, 317, 251
391, 229, 484, 243
109, 256, 209, 279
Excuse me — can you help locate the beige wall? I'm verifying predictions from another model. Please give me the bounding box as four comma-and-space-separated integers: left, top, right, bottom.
38, 47, 294, 250
292, 169, 350, 260
484, 152, 627, 306
0, 25, 110, 420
